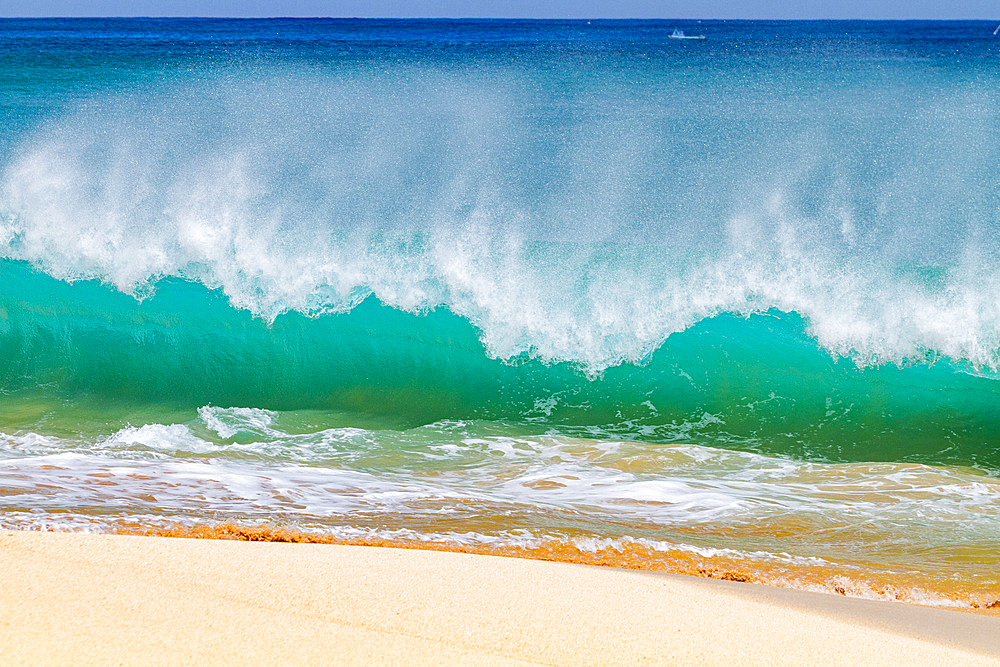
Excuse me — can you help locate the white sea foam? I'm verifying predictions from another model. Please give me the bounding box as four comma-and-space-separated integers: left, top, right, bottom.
3, 420, 999, 551
198, 405, 279, 439
2, 73, 1000, 370
107, 423, 216, 454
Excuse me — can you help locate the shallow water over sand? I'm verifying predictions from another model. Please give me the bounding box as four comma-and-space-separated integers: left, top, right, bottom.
3, 411, 999, 608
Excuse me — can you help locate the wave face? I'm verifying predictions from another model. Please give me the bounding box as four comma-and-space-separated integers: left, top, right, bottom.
3, 260, 1000, 468
2, 19, 1000, 605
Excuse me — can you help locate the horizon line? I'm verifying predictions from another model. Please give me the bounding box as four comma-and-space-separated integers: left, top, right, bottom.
1, 16, 997, 21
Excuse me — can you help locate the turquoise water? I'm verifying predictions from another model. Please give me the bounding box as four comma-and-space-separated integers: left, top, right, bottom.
4, 259, 1000, 468
2, 18, 1000, 605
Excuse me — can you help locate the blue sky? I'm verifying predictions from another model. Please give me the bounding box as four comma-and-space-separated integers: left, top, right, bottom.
0, 1, 996, 20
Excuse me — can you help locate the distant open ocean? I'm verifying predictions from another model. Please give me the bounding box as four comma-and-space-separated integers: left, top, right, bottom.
2, 18, 1000, 608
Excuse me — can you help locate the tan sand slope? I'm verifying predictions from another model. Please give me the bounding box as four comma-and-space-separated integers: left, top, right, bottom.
0, 530, 997, 665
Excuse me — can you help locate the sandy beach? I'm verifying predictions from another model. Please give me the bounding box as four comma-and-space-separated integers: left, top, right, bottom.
1, 530, 997, 665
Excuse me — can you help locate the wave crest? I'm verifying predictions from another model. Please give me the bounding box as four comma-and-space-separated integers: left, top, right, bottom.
2, 71, 1000, 370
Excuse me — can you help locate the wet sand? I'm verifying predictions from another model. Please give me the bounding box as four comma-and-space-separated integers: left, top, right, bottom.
1, 530, 997, 665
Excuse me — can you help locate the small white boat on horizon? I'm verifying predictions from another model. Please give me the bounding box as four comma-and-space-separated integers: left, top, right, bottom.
669, 29, 705, 40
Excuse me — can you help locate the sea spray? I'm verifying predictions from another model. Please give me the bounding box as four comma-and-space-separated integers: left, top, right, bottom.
3, 52, 1000, 371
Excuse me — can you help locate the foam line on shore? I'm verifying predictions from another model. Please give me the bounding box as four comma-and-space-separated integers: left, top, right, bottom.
115, 522, 1000, 612
0, 530, 997, 664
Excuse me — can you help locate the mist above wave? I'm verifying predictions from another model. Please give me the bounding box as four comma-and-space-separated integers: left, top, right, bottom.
2, 67, 999, 370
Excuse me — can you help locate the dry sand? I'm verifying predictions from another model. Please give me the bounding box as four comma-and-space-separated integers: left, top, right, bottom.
1, 530, 997, 665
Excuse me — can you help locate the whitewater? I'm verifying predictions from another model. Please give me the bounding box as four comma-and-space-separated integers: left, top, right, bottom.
1, 18, 1000, 608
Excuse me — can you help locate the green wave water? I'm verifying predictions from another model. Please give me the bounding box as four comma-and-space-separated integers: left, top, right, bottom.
3, 258, 999, 470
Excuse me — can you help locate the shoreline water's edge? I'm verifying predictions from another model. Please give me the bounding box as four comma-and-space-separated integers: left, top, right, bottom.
0, 529, 997, 665
111, 522, 1000, 617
